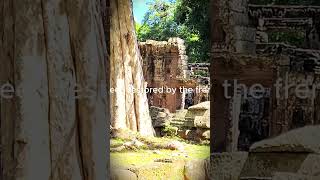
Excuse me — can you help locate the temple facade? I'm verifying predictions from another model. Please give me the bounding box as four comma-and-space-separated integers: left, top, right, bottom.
211, 0, 320, 152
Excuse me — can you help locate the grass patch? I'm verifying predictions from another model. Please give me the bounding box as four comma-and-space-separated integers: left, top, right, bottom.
131, 160, 185, 180
110, 138, 125, 148
184, 144, 210, 159
111, 149, 176, 167
110, 136, 209, 167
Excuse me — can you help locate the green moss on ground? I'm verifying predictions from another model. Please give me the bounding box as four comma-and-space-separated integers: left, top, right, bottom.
110, 136, 209, 167
111, 150, 175, 167
110, 138, 125, 148
184, 144, 210, 159
110, 134, 210, 180
130, 160, 185, 180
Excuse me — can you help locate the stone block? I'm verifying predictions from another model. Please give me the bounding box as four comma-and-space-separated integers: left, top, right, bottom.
234, 26, 256, 42
149, 106, 171, 128
210, 152, 248, 180
229, 0, 248, 13
230, 11, 250, 25
250, 125, 320, 154
202, 130, 210, 140
184, 159, 207, 180
240, 152, 307, 178
111, 169, 137, 180
234, 40, 256, 54
194, 115, 210, 128
298, 154, 320, 176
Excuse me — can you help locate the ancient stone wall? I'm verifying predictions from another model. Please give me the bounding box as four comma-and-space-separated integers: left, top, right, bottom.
211, 0, 256, 54
211, 1, 320, 152
249, 5, 320, 49
139, 38, 191, 112
211, 0, 256, 152
187, 63, 210, 107
139, 38, 210, 112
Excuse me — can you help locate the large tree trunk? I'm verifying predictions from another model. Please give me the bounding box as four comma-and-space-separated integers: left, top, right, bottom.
110, 0, 154, 136
0, 0, 109, 179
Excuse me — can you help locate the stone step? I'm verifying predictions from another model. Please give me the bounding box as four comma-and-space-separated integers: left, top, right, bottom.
170, 117, 194, 128
170, 120, 185, 123
170, 119, 188, 123
170, 122, 185, 126
170, 124, 194, 127
170, 120, 193, 124
170, 119, 183, 121
173, 110, 188, 118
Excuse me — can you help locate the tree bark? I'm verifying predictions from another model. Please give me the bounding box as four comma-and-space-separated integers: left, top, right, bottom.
0, 0, 109, 179
110, 0, 154, 136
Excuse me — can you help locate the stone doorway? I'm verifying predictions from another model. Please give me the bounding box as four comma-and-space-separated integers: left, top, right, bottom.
237, 89, 271, 151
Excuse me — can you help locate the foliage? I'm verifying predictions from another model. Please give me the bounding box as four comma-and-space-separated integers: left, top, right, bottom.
135, 0, 316, 62
110, 138, 126, 148
135, 0, 210, 63
194, 70, 209, 77
163, 124, 178, 137
269, 30, 306, 47
136, 0, 178, 41
174, 0, 210, 63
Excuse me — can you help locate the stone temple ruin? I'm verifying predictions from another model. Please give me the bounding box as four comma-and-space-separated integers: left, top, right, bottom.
139, 38, 210, 140
139, 38, 189, 113
211, 0, 320, 152
187, 63, 210, 108
139, 38, 210, 113
210, 0, 320, 179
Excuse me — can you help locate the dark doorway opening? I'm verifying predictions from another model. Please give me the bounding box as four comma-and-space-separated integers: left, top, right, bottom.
237, 91, 271, 151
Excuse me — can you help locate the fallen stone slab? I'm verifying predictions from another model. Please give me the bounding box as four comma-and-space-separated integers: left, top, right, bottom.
186, 101, 210, 129
111, 169, 137, 180
210, 152, 312, 180
250, 125, 320, 153
240, 152, 308, 178
188, 101, 210, 110
210, 126, 320, 180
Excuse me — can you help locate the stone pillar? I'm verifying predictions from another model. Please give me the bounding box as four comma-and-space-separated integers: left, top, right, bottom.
211, 0, 256, 152
181, 89, 186, 110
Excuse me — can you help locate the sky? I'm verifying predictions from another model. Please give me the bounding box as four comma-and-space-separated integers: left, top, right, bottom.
132, 0, 152, 24
132, 0, 173, 24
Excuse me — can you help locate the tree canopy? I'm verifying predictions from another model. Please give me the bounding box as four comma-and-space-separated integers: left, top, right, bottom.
135, 0, 318, 63
135, 0, 210, 63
